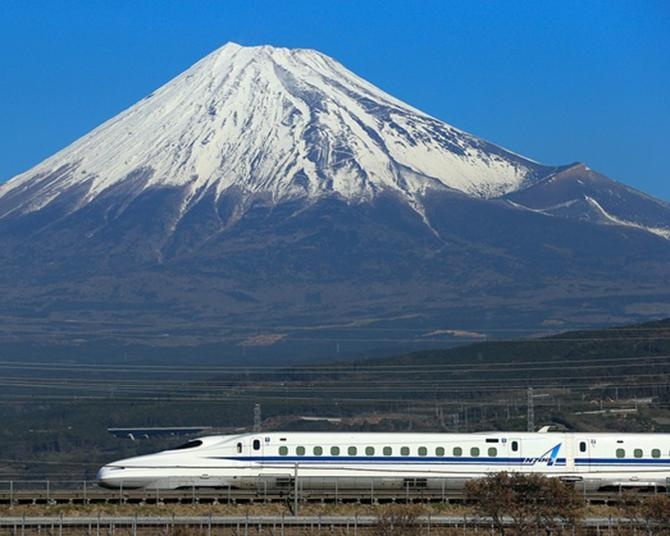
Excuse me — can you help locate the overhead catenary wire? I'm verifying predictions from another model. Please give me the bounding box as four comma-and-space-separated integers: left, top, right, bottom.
0, 372, 669, 392
0, 383, 668, 404
0, 355, 668, 380
0, 352, 669, 375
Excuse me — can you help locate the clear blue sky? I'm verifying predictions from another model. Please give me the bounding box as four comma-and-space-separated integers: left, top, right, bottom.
1, 0, 669, 199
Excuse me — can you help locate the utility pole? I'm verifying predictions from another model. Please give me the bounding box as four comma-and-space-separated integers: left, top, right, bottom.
527, 387, 535, 432
253, 403, 261, 433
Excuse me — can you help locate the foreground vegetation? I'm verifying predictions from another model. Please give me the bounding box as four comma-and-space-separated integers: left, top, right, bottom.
2, 474, 670, 535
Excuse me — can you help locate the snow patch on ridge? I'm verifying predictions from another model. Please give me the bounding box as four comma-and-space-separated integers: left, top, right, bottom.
585, 196, 670, 240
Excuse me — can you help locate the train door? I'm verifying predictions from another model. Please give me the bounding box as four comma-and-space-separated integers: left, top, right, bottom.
509, 438, 522, 467
250, 436, 264, 460
234, 439, 247, 467
577, 438, 590, 470
564, 434, 575, 470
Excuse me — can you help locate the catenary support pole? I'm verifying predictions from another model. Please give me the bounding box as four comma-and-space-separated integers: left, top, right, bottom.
293, 463, 299, 517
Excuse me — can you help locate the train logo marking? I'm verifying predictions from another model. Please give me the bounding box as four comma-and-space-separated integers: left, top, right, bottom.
523, 443, 561, 466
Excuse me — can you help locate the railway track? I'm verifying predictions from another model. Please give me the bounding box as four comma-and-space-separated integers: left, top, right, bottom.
0, 486, 646, 506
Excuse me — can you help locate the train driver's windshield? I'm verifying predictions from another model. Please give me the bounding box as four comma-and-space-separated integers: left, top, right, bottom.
169, 439, 203, 450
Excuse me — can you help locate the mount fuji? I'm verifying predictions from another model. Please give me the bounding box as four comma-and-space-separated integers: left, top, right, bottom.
0, 43, 668, 361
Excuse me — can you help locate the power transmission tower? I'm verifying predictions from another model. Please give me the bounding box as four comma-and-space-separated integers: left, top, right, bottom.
253, 403, 262, 433
527, 387, 535, 432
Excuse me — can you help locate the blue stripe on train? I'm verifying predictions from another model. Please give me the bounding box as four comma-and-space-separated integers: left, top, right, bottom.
209, 456, 569, 466
208, 456, 670, 466
576, 458, 670, 465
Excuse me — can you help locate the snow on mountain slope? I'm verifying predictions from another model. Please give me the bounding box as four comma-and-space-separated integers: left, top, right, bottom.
0, 43, 549, 219
505, 163, 670, 240
584, 196, 670, 239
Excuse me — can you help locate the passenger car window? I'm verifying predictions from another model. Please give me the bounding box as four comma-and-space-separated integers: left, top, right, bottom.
313, 446, 323, 456
453, 447, 463, 457
634, 449, 643, 458
330, 446, 340, 456
435, 447, 445, 456
279, 446, 288, 456
383, 447, 392, 456
348, 446, 357, 456
365, 446, 375, 456
652, 449, 661, 459
488, 447, 497, 457
296, 446, 305, 456
470, 447, 480, 457
418, 447, 427, 456
401, 447, 410, 456
616, 449, 625, 458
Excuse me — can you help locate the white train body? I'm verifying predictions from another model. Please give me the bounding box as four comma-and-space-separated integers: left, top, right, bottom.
97, 431, 670, 492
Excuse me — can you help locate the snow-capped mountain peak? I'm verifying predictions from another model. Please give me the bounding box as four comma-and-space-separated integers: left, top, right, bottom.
0, 42, 548, 219
0, 44, 669, 357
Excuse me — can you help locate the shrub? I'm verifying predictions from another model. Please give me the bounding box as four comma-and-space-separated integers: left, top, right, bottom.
370, 504, 426, 536
620, 493, 670, 535
466, 472, 584, 535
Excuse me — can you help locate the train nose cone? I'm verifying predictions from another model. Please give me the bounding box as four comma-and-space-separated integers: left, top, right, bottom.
97, 465, 122, 489
97, 463, 153, 489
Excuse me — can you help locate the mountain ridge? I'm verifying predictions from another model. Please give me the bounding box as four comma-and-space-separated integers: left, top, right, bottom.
0, 43, 668, 359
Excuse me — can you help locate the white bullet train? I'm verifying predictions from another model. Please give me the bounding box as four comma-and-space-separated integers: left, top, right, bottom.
97, 431, 670, 492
